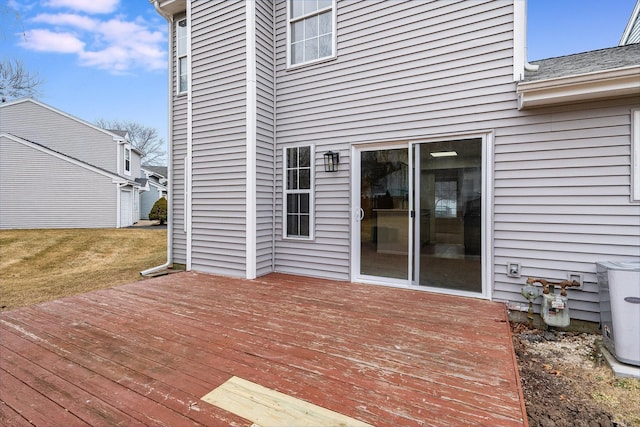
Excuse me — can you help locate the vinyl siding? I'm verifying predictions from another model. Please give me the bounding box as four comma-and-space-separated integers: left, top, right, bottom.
255, 0, 276, 276
0, 135, 117, 229
140, 183, 163, 220
171, 14, 188, 265
167, 0, 639, 323
493, 100, 640, 323
190, 0, 247, 277
0, 101, 116, 172
274, 0, 516, 280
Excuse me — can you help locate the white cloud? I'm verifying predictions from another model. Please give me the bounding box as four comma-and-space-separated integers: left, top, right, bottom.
20, 11, 167, 74
42, 0, 119, 14
32, 13, 97, 30
19, 29, 85, 53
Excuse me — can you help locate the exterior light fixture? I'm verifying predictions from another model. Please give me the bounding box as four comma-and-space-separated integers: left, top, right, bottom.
324, 151, 340, 172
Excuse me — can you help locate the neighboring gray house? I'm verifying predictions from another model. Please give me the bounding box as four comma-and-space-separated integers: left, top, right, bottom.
0, 98, 143, 229
140, 166, 168, 219
621, 0, 640, 45
152, 0, 639, 324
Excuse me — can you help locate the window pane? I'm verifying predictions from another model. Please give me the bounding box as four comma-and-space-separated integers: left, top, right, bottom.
179, 58, 187, 92
299, 146, 310, 167
304, 38, 318, 62
287, 194, 299, 213
318, 34, 332, 58
299, 215, 310, 236
291, 20, 304, 43
300, 193, 309, 213
299, 169, 310, 189
304, 0, 318, 15
318, 0, 332, 10
287, 169, 298, 190
292, 42, 304, 64
177, 20, 187, 55
287, 147, 298, 168
305, 15, 318, 38
319, 11, 332, 35
287, 214, 299, 236
291, 0, 304, 18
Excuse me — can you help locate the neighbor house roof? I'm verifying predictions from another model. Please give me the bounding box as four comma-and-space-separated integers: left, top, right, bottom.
1, 132, 141, 187
143, 165, 168, 178
0, 98, 129, 143
517, 44, 640, 109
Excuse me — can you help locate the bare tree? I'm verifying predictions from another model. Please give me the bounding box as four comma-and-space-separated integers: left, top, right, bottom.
0, 58, 43, 103
95, 118, 166, 166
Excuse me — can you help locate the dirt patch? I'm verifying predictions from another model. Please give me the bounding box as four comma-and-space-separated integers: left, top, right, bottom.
512, 322, 640, 427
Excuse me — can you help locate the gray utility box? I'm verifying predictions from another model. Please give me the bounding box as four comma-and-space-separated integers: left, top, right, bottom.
596, 261, 640, 366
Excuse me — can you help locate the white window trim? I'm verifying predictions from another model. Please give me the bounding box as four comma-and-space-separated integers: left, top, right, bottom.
286, 0, 337, 69
124, 145, 131, 176
632, 108, 640, 202
176, 17, 188, 95
282, 145, 315, 240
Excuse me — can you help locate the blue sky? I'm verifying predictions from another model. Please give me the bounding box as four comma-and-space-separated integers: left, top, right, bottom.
2, 0, 637, 165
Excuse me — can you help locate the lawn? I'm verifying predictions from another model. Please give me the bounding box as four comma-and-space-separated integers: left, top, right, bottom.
0, 228, 167, 311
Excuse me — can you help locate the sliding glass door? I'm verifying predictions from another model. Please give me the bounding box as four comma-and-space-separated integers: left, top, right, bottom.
357, 147, 410, 281
414, 139, 482, 293
353, 138, 484, 294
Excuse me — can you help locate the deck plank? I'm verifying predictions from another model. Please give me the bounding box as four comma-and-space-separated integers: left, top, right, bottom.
0, 272, 527, 427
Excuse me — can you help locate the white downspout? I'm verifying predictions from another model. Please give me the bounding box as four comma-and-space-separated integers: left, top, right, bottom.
141, 0, 174, 276
185, 0, 193, 271
513, 0, 538, 81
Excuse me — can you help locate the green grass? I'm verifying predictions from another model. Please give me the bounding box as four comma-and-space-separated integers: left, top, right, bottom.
0, 228, 167, 311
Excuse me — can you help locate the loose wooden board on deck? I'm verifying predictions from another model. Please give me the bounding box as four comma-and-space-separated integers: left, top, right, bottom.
201, 376, 373, 427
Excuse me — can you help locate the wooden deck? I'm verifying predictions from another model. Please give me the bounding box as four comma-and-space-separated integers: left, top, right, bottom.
0, 272, 528, 426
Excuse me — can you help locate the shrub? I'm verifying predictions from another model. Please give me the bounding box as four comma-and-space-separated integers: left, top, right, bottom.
148, 197, 167, 225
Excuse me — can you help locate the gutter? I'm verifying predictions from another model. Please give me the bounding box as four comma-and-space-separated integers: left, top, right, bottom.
517, 65, 640, 109
141, 1, 175, 276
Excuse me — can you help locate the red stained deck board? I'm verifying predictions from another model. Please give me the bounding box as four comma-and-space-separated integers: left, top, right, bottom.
50, 279, 521, 423
0, 272, 527, 427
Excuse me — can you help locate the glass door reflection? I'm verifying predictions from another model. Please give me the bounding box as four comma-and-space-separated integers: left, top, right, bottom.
359, 148, 409, 280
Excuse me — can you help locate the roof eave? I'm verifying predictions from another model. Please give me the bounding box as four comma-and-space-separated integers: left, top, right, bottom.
517, 65, 640, 110
151, 0, 186, 17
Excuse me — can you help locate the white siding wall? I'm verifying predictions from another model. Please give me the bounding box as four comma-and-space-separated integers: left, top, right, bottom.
171, 13, 188, 265
273, 0, 516, 280
190, 0, 248, 277
166, 0, 639, 322
493, 100, 640, 323
0, 101, 117, 172
0, 136, 117, 229
256, 0, 276, 276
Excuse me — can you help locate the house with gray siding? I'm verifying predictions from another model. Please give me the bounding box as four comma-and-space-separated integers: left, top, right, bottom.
151, 0, 640, 325
0, 98, 143, 229
140, 166, 168, 219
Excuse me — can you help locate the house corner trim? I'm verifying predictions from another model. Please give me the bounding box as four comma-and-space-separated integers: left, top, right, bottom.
245, 0, 257, 279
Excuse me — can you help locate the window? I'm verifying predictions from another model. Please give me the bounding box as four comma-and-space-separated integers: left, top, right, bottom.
177, 18, 188, 93
435, 180, 457, 218
124, 146, 131, 175
284, 146, 314, 239
288, 0, 335, 66
633, 109, 640, 202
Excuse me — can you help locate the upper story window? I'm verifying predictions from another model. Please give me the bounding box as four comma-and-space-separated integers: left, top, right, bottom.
124, 146, 131, 175
177, 18, 188, 94
284, 145, 314, 239
288, 0, 335, 67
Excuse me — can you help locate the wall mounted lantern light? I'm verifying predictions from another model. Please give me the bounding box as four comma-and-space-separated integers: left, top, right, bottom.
323, 151, 340, 172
